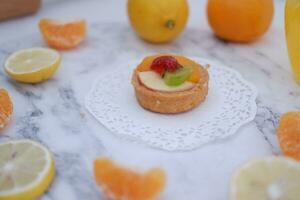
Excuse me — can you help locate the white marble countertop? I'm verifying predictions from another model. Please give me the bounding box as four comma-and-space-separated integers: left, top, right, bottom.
0, 0, 299, 200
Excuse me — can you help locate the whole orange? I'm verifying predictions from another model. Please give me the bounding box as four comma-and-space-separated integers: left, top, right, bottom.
207, 0, 274, 42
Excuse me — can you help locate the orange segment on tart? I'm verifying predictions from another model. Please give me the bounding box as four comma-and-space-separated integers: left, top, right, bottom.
39, 18, 86, 49
136, 55, 201, 83
93, 158, 166, 200
136, 54, 162, 72
277, 112, 300, 161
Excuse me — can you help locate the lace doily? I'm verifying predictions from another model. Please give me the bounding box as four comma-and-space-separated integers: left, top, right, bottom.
85, 57, 257, 151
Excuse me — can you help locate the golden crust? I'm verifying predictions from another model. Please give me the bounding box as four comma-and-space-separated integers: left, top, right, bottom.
131, 65, 209, 114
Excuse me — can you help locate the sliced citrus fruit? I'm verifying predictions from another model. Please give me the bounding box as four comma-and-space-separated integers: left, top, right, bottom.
230, 157, 300, 200
0, 89, 13, 129
0, 139, 55, 200
4, 47, 61, 83
39, 18, 86, 49
93, 158, 166, 200
277, 112, 300, 161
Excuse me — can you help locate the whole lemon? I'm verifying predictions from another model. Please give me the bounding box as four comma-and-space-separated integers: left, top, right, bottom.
128, 0, 189, 43
207, 0, 274, 43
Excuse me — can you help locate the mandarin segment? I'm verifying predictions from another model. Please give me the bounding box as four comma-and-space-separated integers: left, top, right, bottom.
187, 65, 201, 83
39, 18, 86, 49
277, 112, 300, 161
142, 169, 166, 198
136, 55, 164, 72
0, 88, 13, 129
175, 55, 202, 83
93, 158, 166, 200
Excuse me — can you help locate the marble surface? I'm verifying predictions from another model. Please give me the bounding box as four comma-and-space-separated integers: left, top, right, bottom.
0, 0, 299, 199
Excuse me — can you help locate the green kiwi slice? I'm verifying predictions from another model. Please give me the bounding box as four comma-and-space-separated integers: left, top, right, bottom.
163, 66, 193, 86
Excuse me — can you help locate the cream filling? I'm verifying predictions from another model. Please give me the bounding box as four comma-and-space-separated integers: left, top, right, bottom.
138, 71, 195, 92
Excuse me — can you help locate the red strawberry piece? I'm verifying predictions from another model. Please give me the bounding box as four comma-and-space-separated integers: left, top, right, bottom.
151, 56, 182, 76
151, 65, 165, 76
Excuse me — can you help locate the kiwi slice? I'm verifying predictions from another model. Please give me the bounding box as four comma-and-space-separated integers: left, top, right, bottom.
164, 66, 193, 86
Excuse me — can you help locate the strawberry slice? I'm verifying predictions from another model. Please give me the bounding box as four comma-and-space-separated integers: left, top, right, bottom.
151, 56, 182, 76
151, 65, 165, 76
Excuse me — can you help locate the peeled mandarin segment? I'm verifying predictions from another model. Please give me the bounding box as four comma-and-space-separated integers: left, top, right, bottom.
187, 65, 201, 83
0, 89, 13, 116
39, 18, 86, 49
277, 112, 300, 161
136, 55, 202, 83
0, 112, 8, 127
93, 158, 166, 200
136, 55, 165, 72
142, 169, 166, 198
175, 55, 201, 83
0, 89, 13, 129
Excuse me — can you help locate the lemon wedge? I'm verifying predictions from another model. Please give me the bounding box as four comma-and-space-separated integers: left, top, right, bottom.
230, 157, 300, 200
0, 140, 55, 200
4, 48, 61, 83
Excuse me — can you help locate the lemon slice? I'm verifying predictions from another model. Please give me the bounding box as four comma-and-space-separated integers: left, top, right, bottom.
4, 48, 61, 83
0, 140, 55, 200
230, 157, 300, 200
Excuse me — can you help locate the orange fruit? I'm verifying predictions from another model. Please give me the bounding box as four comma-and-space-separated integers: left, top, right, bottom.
277, 112, 300, 161
136, 54, 201, 83
0, 88, 13, 129
207, 0, 274, 42
39, 18, 86, 49
93, 158, 166, 200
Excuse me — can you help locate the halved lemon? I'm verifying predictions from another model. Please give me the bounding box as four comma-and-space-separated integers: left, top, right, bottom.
0, 139, 55, 200
230, 157, 300, 200
4, 48, 61, 83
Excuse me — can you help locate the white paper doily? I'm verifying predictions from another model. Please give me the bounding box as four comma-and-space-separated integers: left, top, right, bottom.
85, 57, 257, 151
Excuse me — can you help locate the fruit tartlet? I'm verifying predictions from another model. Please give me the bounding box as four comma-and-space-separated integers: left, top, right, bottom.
132, 55, 209, 113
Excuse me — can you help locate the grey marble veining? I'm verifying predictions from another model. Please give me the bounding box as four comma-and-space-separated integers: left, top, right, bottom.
0, 8, 300, 200
255, 99, 281, 155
